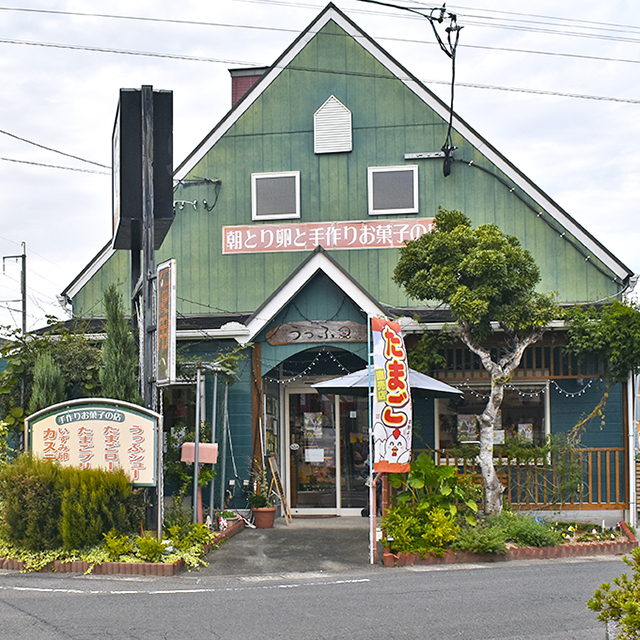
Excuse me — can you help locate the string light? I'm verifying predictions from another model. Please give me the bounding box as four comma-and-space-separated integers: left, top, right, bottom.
263, 348, 353, 385
551, 379, 594, 397
455, 380, 594, 399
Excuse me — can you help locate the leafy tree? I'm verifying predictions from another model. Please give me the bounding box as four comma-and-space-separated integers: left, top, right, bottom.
393, 207, 558, 514
28, 352, 65, 414
566, 299, 640, 385
0, 319, 102, 438
565, 299, 640, 443
99, 284, 142, 405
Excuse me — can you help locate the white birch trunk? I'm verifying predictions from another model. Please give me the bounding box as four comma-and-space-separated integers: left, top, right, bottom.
459, 325, 543, 515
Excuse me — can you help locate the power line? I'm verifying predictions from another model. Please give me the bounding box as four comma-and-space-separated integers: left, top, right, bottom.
0, 37, 259, 66
1, 4, 640, 68
0, 5, 302, 35
447, 3, 640, 35
426, 78, 640, 105
0, 30, 635, 108
0, 156, 110, 174
0, 128, 109, 168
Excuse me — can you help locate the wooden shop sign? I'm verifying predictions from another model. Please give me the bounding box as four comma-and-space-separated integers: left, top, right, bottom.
266, 321, 366, 345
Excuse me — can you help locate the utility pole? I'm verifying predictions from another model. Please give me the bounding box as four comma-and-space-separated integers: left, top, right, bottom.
2, 241, 27, 335
3, 242, 27, 449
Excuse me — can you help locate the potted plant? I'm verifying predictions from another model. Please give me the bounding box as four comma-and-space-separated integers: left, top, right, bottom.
248, 463, 277, 529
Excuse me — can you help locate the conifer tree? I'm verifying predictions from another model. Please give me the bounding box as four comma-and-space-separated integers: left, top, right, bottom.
28, 351, 65, 414
100, 285, 142, 405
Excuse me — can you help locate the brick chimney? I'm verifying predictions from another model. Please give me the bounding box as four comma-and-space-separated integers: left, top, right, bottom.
229, 67, 269, 107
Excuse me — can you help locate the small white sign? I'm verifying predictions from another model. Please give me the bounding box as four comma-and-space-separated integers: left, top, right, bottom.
305, 448, 325, 463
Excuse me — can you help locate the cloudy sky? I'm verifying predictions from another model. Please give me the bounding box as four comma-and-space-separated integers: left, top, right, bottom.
0, 0, 638, 332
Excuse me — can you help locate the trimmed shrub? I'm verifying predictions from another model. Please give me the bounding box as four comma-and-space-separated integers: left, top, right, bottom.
0, 456, 62, 550
0, 455, 144, 551
59, 465, 141, 550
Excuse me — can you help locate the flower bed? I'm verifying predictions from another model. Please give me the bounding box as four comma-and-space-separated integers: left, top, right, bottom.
0, 518, 245, 576
383, 521, 637, 567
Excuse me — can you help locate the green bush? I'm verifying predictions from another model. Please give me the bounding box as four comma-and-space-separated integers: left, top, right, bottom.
453, 511, 562, 555
103, 529, 134, 561
0, 455, 144, 551
494, 512, 562, 547
59, 466, 142, 550
135, 534, 166, 562
0, 456, 62, 550
453, 524, 507, 555
588, 547, 640, 639
388, 453, 479, 526
382, 503, 458, 557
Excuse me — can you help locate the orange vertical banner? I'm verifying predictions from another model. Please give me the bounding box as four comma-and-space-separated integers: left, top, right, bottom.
371, 317, 412, 473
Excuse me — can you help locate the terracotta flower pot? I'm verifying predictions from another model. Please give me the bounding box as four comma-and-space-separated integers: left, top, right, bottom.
252, 506, 277, 529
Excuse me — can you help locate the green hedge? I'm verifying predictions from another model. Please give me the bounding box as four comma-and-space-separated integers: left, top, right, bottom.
0, 456, 145, 551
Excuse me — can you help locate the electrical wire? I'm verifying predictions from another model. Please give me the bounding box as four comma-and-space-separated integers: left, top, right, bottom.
0, 37, 259, 66
1, 5, 640, 67
0, 156, 110, 174
0, 128, 109, 168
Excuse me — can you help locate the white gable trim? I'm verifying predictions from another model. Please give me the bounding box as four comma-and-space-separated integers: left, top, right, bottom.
240, 249, 385, 344
62, 243, 115, 300
174, 4, 631, 283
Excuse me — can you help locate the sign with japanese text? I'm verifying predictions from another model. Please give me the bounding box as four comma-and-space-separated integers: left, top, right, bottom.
266, 320, 366, 345
27, 399, 160, 486
157, 259, 177, 386
371, 317, 412, 473
222, 218, 434, 254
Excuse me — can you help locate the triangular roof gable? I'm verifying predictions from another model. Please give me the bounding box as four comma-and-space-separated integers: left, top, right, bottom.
175, 2, 631, 285
241, 246, 386, 344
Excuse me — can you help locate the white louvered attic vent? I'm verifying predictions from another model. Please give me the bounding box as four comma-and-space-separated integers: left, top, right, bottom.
314, 95, 352, 154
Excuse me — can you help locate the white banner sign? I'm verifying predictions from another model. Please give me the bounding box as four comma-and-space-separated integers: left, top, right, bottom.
371, 317, 412, 472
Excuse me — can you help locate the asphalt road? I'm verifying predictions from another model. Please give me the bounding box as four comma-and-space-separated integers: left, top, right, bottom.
0, 554, 628, 640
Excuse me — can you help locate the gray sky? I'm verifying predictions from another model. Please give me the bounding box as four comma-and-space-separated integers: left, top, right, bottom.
0, 0, 638, 331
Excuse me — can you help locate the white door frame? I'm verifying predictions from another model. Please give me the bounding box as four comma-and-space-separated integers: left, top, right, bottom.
284, 384, 362, 516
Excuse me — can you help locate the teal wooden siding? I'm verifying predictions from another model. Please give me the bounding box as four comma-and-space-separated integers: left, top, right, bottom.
257, 272, 369, 375
550, 379, 624, 448
177, 340, 254, 491
413, 397, 436, 450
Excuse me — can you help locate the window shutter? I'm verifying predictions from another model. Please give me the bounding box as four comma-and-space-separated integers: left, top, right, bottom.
314, 96, 352, 154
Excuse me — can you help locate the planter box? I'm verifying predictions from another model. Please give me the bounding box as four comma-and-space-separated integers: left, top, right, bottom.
383, 522, 638, 568
0, 517, 245, 576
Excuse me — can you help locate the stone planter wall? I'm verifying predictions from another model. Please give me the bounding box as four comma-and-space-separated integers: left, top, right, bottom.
0, 517, 245, 576
383, 521, 638, 568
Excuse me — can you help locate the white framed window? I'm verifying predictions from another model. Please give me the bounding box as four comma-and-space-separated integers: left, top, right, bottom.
367, 165, 419, 215
251, 171, 301, 221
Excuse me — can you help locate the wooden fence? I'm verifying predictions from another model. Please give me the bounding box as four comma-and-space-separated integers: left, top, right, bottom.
432, 448, 626, 510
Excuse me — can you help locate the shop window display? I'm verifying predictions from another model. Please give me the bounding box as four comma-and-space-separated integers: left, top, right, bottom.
438, 386, 545, 449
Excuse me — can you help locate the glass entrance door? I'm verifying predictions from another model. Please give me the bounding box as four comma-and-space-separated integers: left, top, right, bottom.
286, 391, 369, 514
339, 396, 369, 511
288, 392, 337, 511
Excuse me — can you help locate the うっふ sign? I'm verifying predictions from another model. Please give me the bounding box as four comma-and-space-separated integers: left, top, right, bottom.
27, 399, 160, 486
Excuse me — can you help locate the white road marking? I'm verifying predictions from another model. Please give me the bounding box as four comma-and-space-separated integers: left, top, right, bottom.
0, 577, 370, 597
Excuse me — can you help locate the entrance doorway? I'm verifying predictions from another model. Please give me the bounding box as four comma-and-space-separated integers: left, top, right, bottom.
286, 388, 368, 515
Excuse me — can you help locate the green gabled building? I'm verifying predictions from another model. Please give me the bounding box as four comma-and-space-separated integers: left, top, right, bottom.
63, 3, 636, 522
